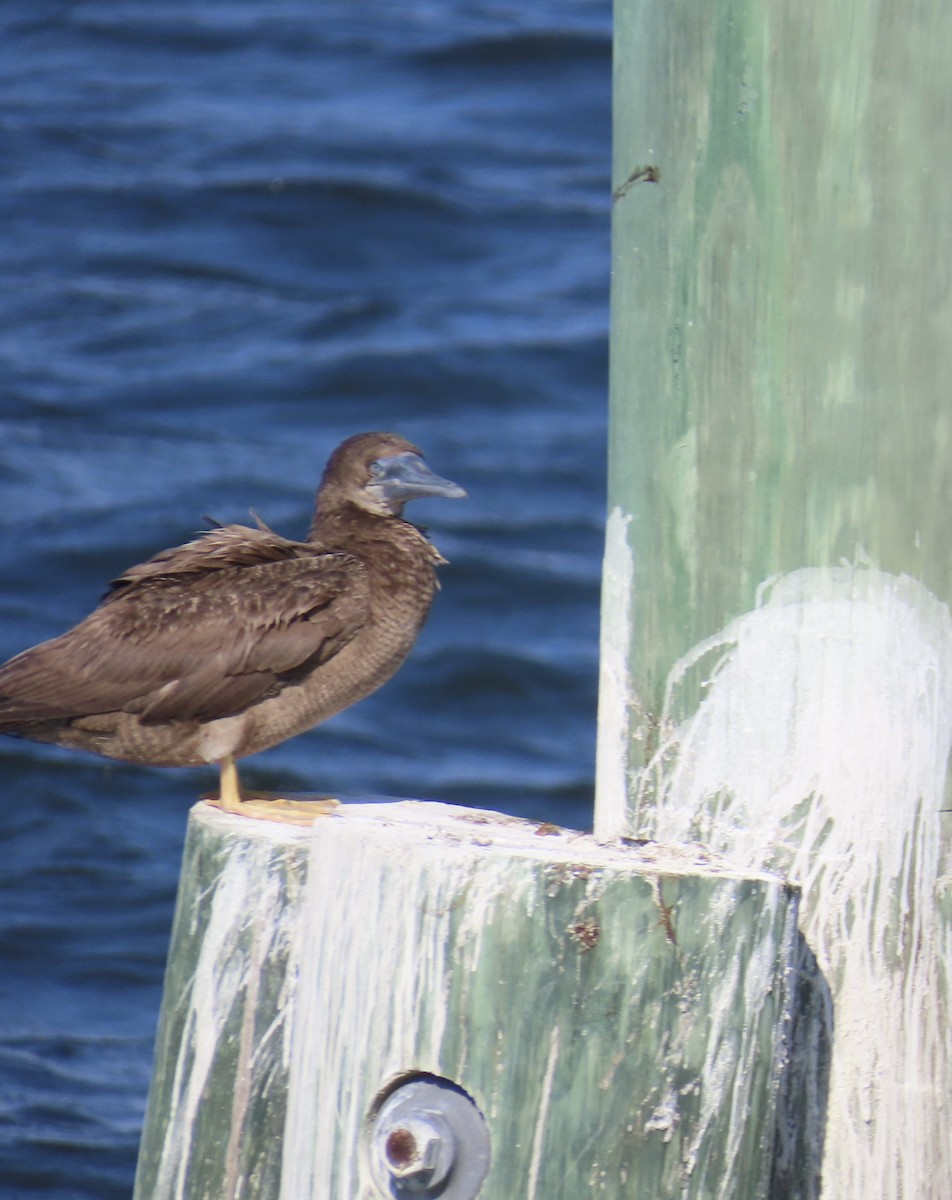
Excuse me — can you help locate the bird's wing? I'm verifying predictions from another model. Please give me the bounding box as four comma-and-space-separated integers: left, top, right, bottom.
0, 533, 371, 727
103, 521, 302, 595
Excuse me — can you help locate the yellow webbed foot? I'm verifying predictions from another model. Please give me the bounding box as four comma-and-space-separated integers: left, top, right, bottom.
202, 754, 341, 825
207, 795, 341, 826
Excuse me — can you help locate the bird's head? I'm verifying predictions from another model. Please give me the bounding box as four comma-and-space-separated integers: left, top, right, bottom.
315, 432, 466, 521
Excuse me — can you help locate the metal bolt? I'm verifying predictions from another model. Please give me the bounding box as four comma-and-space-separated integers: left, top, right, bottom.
368, 1075, 490, 1199
379, 1113, 455, 1190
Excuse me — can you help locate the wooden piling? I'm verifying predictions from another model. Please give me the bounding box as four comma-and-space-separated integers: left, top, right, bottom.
602, 0, 952, 1195
134, 802, 796, 1199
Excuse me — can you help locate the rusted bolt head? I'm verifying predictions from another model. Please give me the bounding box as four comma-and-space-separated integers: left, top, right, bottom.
376, 1112, 455, 1191
368, 1075, 490, 1199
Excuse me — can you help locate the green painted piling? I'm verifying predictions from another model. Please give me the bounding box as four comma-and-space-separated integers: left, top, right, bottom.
133, 802, 796, 1200
600, 1, 952, 1195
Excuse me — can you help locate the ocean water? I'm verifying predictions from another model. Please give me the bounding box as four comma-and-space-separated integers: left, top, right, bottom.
0, 2, 610, 1195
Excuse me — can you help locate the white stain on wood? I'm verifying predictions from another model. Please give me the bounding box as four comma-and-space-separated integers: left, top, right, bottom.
526, 1023, 560, 1200
637, 567, 952, 1198
595, 506, 635, 840
151, 824, 300, 1200
280, 809, 541, 1198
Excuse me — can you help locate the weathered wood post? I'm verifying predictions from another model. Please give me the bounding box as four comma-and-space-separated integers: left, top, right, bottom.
133, 802, 797, 1199
601, 0, 952, 1196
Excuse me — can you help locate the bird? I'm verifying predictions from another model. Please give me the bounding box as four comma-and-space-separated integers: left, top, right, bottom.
0, 432, 465, 822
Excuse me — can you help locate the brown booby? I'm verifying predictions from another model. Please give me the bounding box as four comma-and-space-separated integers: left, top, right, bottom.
0, 432, 465, 821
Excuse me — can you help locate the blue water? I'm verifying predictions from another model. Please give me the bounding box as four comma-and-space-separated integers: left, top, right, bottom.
0, 3, 610, 1195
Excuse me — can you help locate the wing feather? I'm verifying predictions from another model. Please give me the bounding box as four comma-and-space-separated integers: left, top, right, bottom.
0, 528, 370, 728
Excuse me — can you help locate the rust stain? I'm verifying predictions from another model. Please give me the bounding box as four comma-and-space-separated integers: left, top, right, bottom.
653, 877, 678, 947
569, 917, 601, 951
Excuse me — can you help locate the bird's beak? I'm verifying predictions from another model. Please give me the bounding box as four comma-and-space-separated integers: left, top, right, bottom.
369, 452, 467, 512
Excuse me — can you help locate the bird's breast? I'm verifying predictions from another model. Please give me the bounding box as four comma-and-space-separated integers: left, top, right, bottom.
231, 557, 438, 759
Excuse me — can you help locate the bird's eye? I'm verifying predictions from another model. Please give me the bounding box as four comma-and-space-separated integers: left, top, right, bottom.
368, 460, 386, 479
